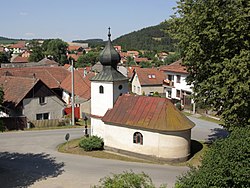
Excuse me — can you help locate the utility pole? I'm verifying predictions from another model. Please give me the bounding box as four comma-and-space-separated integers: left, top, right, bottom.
71, 60, 75, 126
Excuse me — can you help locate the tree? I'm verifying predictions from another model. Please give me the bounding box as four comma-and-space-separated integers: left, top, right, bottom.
170, 0, 250, 130
164, 52, 180, 65
0, 52, 10, 64
43, 39, 68, 65
93, 171, 167, 188
75, 51, 99, 68
175, 127, 250, 188
28, 41, 44, 62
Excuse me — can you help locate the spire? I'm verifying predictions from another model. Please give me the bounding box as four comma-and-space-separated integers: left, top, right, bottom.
99, 27, 121, 69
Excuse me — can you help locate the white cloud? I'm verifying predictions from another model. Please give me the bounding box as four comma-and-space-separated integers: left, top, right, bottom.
20, 12, 28, 16
25, 32, 35, 37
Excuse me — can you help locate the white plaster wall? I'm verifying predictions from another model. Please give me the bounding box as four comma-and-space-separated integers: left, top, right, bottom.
164, 72, 192, 100
131, 73, 141, 95
103, 123, 191, 160
91, 82, 114, 116
62, 91, 70, 104
91, 118, 105, 138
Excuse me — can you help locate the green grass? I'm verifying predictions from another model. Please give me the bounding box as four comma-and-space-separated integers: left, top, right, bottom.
58, 138, 152, 164
58, 138, 208, 166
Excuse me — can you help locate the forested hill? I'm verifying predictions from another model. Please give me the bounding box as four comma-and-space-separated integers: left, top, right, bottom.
0, 36, 20, 44
113, 21, 177, 52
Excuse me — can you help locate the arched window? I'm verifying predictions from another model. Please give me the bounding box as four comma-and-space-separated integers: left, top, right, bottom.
99, 85, 104, 94
133, 132, 143, 145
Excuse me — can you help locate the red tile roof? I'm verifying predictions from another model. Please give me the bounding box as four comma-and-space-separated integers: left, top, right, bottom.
11, 56, 28, 63
0, 76, 38, 106
134, 68, 165, 86
10, 41, 26, 49
134, 57, 149, 63
102, 94, 195, 131
60, 71, 95, 100
160, 59, 188, 74
67, 54, 80, 61
68, 45, 82, 51
0, 67, 70, 89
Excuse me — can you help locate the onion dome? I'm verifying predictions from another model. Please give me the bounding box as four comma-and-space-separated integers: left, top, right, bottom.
99, 27, 121, 69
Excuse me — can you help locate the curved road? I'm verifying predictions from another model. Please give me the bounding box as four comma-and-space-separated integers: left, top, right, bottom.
0, 117, 226, 188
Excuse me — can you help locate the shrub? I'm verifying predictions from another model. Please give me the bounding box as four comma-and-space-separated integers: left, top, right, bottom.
93, 171, 167, 188
175, 127, 250, 188
79, 136, 104, 151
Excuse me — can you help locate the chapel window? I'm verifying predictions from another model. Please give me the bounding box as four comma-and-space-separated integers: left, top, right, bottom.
133, 132, 143, 145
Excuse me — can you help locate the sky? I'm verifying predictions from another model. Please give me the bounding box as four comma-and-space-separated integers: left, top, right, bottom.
0, 0, 178, 42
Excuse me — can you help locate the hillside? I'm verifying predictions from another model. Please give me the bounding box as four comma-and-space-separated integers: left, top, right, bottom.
72, 39, 105, 48
113, 21, 177, 52
0, 36, 19, 44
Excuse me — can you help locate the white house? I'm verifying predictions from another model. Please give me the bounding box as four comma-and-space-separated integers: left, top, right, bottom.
160, 59, 193, 107
90, 30, 195, 162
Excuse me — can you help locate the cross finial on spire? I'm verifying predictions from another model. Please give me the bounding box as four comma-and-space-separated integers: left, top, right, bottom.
108, 27, 111, 39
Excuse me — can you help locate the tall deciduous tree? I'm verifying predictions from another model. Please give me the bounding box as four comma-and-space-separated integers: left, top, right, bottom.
171, 0, 250, 130
28, 41, 44, 62
0, 52, 10, 64
76, 51, 99, 68
43, 39, 68, 65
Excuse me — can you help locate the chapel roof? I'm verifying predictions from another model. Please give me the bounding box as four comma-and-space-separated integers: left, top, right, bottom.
102, 94, 195, 132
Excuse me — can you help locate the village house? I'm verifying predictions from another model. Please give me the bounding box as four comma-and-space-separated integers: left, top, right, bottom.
90, 30, 195, 162
131, 67, 165, 96
60, 69, 95, 117
160, 59, 193, 107
0, 76, 65, 121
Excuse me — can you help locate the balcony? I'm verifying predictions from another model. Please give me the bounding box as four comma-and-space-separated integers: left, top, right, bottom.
163, 79, 174, 87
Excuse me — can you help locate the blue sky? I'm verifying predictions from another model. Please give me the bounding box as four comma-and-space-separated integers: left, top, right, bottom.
0, 0, 178, 42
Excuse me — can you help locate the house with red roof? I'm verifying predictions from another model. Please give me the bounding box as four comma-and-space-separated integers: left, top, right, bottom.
0, 66, 70, 96
90, 30, 195, 162
131, 67, 165, 96
160, 59, 193, 107
0, 76, 65, 121
60, 70, 95, 115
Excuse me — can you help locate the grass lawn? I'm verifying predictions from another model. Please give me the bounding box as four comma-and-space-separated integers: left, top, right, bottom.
58, 137, 152, 164
58, 137, 208, 167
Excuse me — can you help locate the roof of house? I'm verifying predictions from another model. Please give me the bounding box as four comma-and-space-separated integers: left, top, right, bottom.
133, 67, 165, 86
160, 59, 188, 74
11, 56, 28, 63
134, 57, 149, 62
67, 54, 80, 61
37, 58, 59, 66
60, 71, 95, 100
10, 41, 26, 49
0, 76, 39, 106
0, 67, 70, 89
102, 94, 195, 132
68, 45, 82, 51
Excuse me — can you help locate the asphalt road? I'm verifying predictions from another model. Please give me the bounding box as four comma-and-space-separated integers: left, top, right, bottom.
0, 117, 227, 188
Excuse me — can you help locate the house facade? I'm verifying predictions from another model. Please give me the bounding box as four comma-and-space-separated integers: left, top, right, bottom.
90, 30, 195, 162
0, 76, 65, 121
160, 59, 193, 107
131, 68, 165, 96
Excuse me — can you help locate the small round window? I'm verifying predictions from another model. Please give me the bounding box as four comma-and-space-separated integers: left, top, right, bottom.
118, 85, 123, 90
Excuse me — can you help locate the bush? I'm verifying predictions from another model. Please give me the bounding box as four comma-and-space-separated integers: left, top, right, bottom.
93, 171, 167, 188
79, 136, 104, 151
175, 127, 250, 188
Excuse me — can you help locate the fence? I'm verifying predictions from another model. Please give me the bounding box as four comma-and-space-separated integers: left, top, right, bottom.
30, 119, 61, 128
